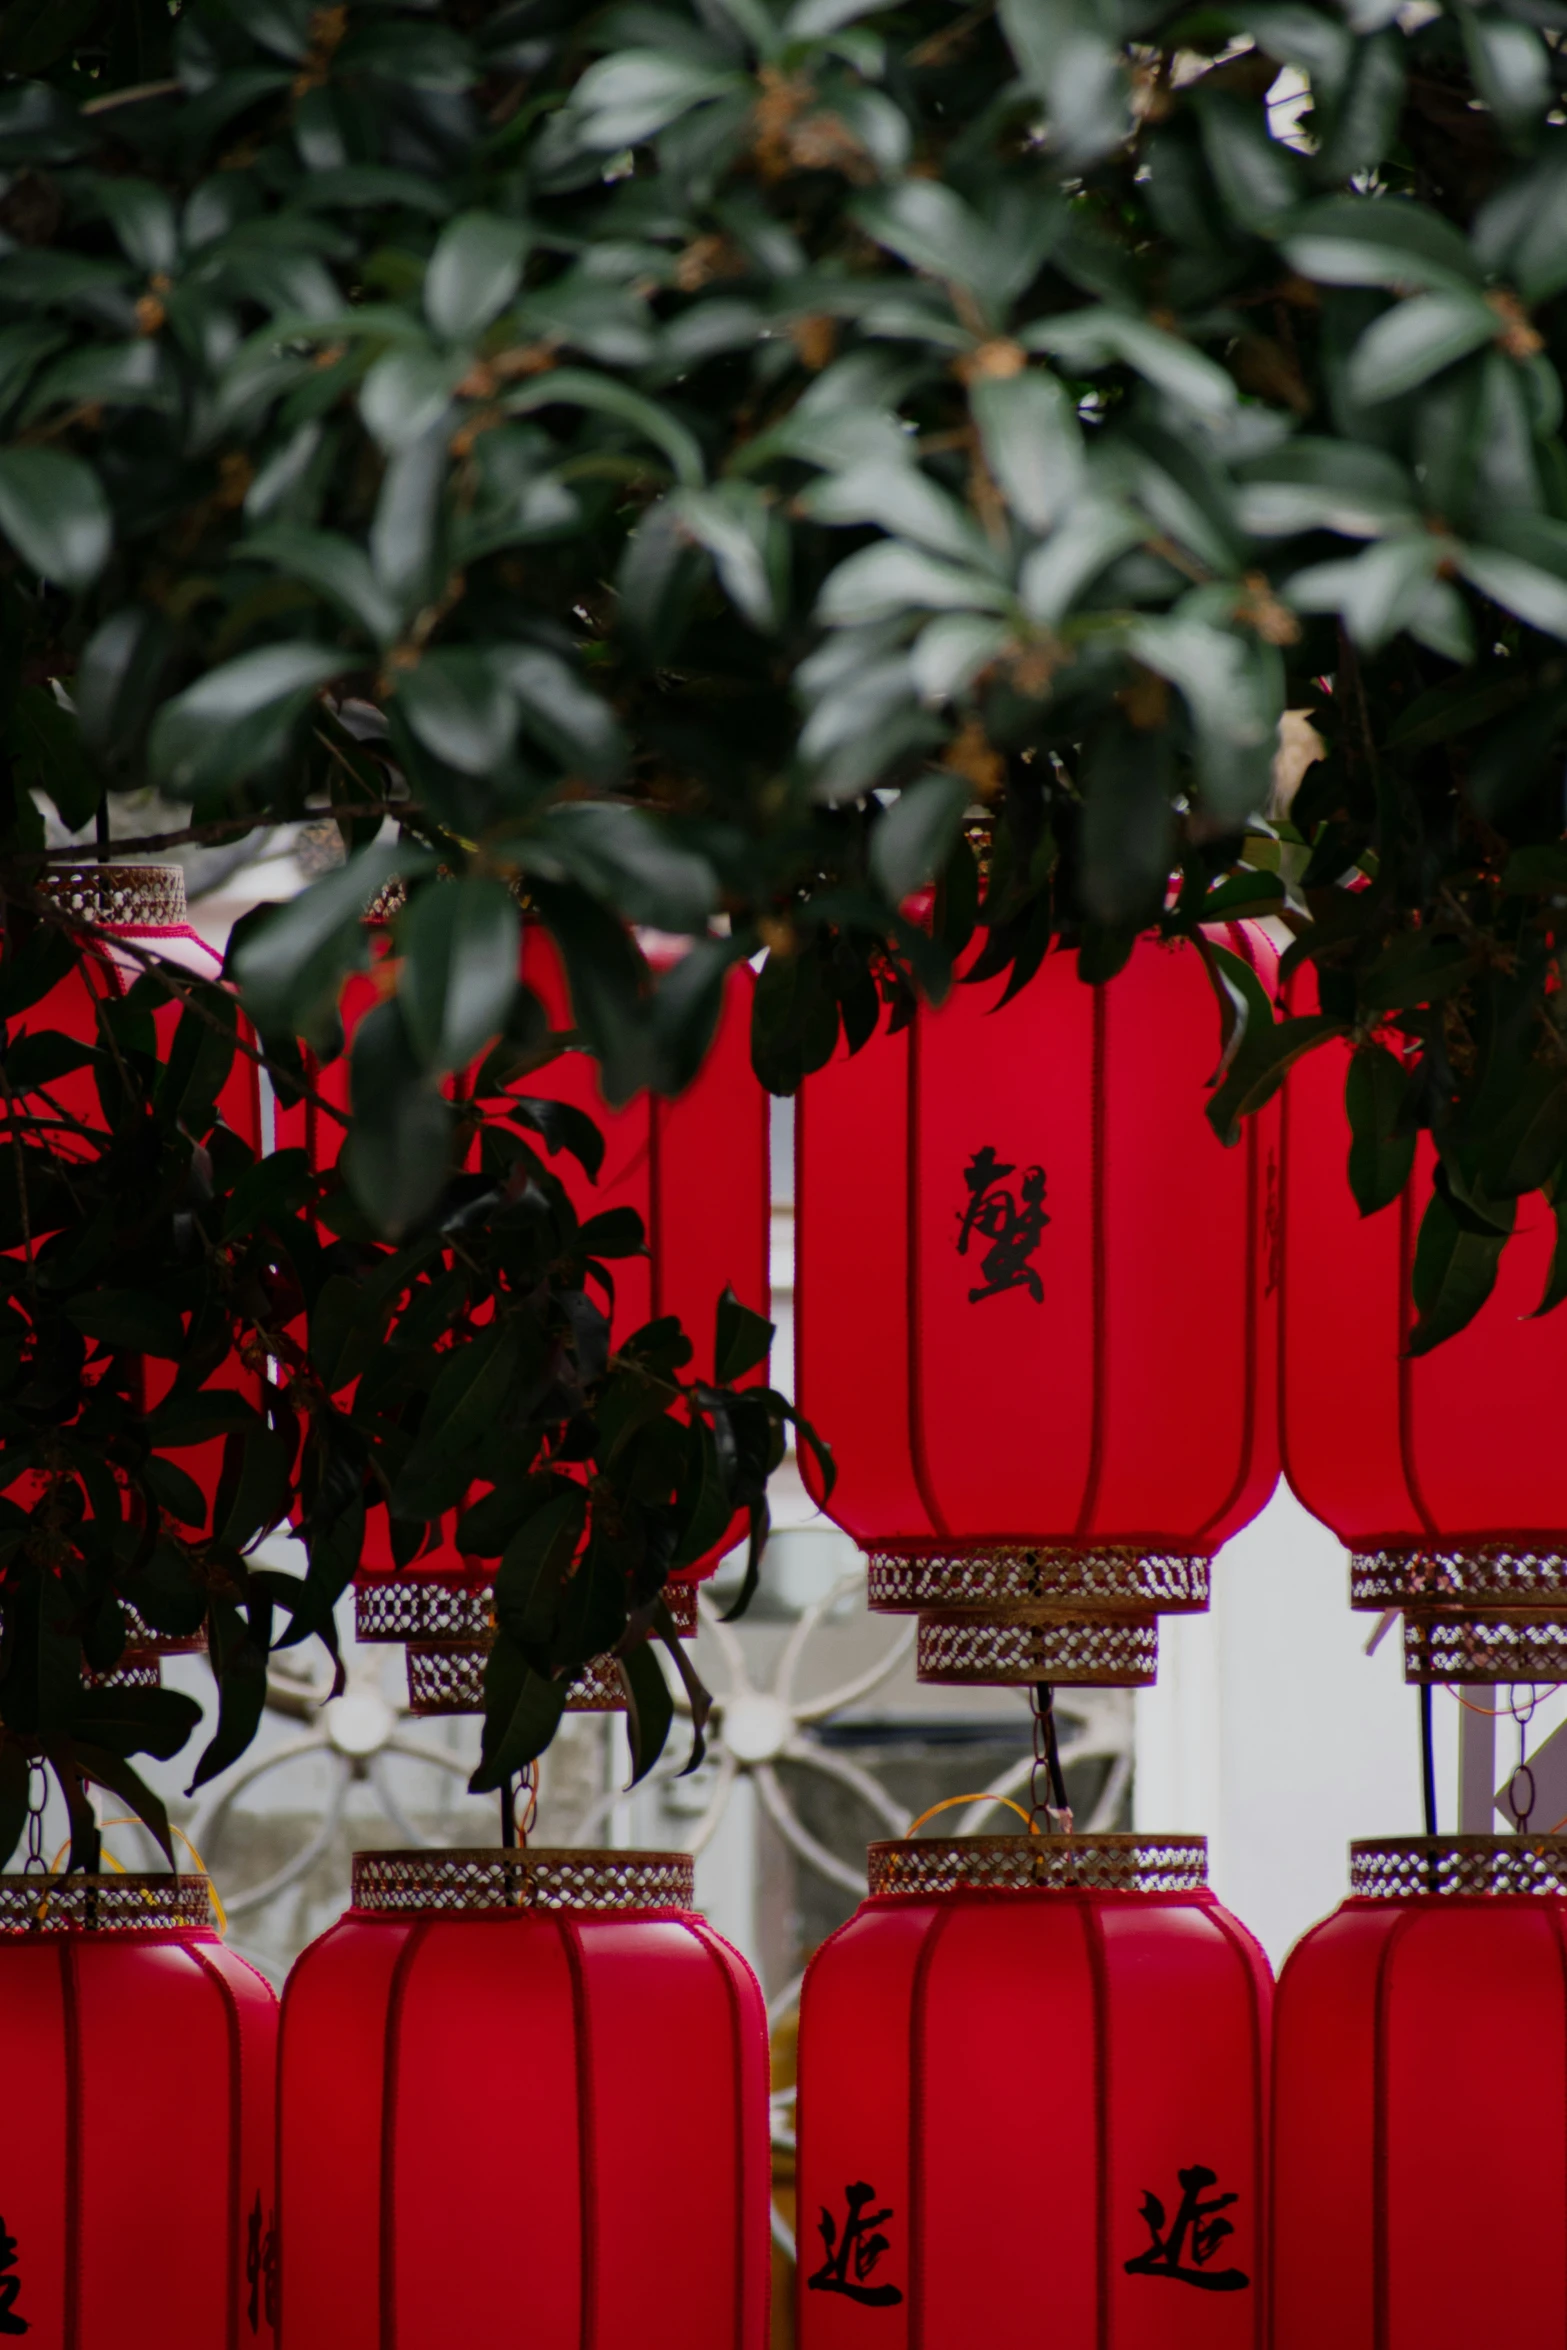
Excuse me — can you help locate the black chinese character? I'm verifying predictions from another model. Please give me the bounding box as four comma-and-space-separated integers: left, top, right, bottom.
1124, 2164, 1249, 2293
807, 2180, 904, 2307
956, 1145, 1049, 1304
245, 2194, 278, 2334
0, 2213, 28, 2335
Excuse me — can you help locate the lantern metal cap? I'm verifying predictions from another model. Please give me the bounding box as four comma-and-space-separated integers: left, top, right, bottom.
916, 1612, 1159, 1688
0, 1873, 214, 1934
38, 863, 189, 928
867, 1833, 1208, 1899
868, 1547, 1209, 1619
350, 1847, 695, 1916
1351, 1836, 1567, 1898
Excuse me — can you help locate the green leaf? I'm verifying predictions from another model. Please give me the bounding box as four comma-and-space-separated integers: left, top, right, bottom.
149, 643, 350, 799
1081, 718, 1175, 925
714, 1285, 773, 1384
569, 47, 742, 148
341, 998, 455, 1235
233, 842, 413, 1040
818, 540, 1010, 626
398, 875, 520, 1072
1408, 1178, 1512, 1353
489, 645, 627, 782
1234, 438, 1417, 540
471, 1635, 568, 1792
359, 345, 461, 453
396, 649, 518, 775
493, 1487, 587, 1649
529, 804, 716, 932
69, 1683, 202, 1762
870, 772, 969, 904
969, 369, 1083, 537
669, 483, 785, 632
1345, 1044, 1414, 1216
1195, 89, 1302, 228
999, 0, 1128, 172
1359, 935, 1478, 1010
1481, 1064, 1567, 1198
1024, 311, 1237, 424
1346, 293, 1497, 407
425, 211, 529, 341
73, 606, 173, 761
1126, 615, 1282, 824
1459, 544, 1567, 643
1019, 498, 1144, 625
500, 1093, 606, 1181
1281, 194, 1485, 294
1535, 1174, 1567, 1316
6, 684, 99, 831
1207, 1011, 1344, 1145
68, 1746, 174, 1867
239, 527, 400, 647
1288, 535, 1447, 654
619, 1639, 674, 1784
1457, 10, 1550, 142
416, 1323, 523, 1464
186, 1601, 269, 1794
507, 368, 705, 489
0, 448, 110, 589
65, 1290, 184, 1360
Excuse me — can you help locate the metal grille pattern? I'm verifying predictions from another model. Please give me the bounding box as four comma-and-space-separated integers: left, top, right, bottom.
39, 863, 189, 926
404, 1644, 624, 1716
0, 1873, 214, 1932
351, 1846, 694, 1915
867, 1832, 1207, 1898
1351, 1836, 1567, 1898
1403, 1613, 1567, 1683
917, 1613, 1159, 1687
1352, 1547, 1567, 1608
358, 1580, 697, 1643
868, 1548, 1209, 1616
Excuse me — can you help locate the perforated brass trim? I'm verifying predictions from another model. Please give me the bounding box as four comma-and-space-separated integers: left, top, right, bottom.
404, 1645, 624, 1716
1351, 1837, 1567, 1898
351, 1847, 693, 1914
0, 1873, 213, 1933
916, 1612, 1158, 1687
868, 1833, 1207, 1898
120, 1603, 205, 1660
38, 864, 188, 927
869, 1548, 1208, 1617
89, 1658, 161, 1693
1352, 1547, 1567, 1608
1403, 1613, 1567, 1684
357, 1579, 698, 1642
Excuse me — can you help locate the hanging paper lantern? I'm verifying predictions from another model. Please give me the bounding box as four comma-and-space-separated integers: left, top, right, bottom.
277, 1846, 770, 2348
797, 1833, 1269, 2344
288, 925, 767, 1714
8, 867, 264, 1660
0, 1869, 277, 2344
796, 930, 1279, 1689
1273, 1836, 1567, 2344
1278, 974, 1567, 1679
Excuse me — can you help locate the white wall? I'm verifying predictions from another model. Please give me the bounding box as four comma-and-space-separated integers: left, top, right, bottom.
1135, 1481, 1452, 1970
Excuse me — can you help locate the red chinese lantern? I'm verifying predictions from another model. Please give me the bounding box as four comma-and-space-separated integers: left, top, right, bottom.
1272, 1836, 1567, 2345
0, 1869, 277, 2345
1278, 976, 1567, 1680
797, 1832, 1269, 2345
286, 926, 767, 1713
6, 867, 264, 1656
277, 1846, 770, 2348
796, 930, 1279, 1690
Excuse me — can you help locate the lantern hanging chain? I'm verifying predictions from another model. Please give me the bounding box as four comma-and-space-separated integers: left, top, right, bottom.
1512, 1683, 1540, 1834
499, 1765, 539, 1853
22, 1763, 47, 1876
1030, 1684, 1074, 1835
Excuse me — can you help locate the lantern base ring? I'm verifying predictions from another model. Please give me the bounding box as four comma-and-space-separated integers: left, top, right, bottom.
869, 1547, 1209, 1617
404, 1643, 625, 1716
916, 1612, 1159, 1687
1351, 1837, 1567, 1898
868, 1832, 1206, 1898
350, 1846, 695, 1915
1352, 1545, 1567, 1609
1401, 1611, 1567, 1684
38, 861, 188, 927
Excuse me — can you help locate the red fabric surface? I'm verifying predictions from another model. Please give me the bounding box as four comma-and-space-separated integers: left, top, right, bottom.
0, 1923, 276, 2348
276, 1900, 770, 2349
797, 1877, 1271, 2347
796, 931, 1280, 1555
1272, 1891, 1567, 2346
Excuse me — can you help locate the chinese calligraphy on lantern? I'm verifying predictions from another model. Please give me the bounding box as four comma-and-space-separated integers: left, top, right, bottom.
1124, 2165, 1249, 2292
246, 2195, 278, 2334
956, 1147, 1049, 1304
0, 2215, 28, 2335
807, 2181, 905, 2307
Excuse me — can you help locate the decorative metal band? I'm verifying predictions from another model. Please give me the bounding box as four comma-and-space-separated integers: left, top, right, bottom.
88, 1658, 161, 1693
1402, 1612, 1567, 1684
404, 1644, 624, 1717
0, 1873, 214, 1933
351, 1847, 693, 1916
868, 1547, 1209, 1618
1351, 1837, 1567, 1899
38, 863, 188, 927
357, 1579, 698, 1643
1352, 1546, 1567, 1609
868, 1833, 1208, 1899
120, 1603, 206, 1660
916, 1612, 1159, 1688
